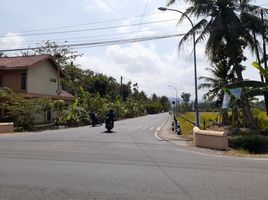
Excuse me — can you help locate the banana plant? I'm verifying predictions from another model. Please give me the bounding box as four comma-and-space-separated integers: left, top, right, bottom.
225, 62, 268, 98
252, 61, 268, 79
65, 99, 87, 126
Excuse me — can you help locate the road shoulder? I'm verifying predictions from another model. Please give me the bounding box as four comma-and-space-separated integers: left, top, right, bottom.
158, 115, 268, 159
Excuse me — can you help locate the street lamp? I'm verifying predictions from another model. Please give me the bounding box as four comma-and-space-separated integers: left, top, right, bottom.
168, 85, 178, 115
159, 7, 200, 127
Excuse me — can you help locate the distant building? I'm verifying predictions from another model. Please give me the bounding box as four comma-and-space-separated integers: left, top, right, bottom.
0, 54, 75, 123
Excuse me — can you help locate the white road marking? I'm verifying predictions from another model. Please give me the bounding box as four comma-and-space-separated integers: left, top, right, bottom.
155, 131, 164, 141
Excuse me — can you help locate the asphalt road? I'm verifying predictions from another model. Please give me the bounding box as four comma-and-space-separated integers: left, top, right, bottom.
0, 113, 268, 200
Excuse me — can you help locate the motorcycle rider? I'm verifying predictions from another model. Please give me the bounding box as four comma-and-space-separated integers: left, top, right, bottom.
105, 109, 116, 131
90, 111, 99, 126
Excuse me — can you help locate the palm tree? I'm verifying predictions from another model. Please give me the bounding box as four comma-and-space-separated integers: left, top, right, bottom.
199, 63, 236, 106
166, 0, 268, 128
199, 60, 236, 125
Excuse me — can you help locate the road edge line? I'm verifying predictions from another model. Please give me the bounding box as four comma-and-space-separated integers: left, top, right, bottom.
154, 116, 169, 141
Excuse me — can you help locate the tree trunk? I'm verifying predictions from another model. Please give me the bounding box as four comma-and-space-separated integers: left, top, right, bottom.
221, 109, 229, 125
233, 64, 256, 129
231, 107, 239, 127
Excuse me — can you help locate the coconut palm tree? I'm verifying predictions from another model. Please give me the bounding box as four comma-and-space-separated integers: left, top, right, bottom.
199, 63, 236, 106
166, 0, 268, 128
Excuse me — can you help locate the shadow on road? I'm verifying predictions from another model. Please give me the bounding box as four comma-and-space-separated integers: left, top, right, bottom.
101, 131, 117, 134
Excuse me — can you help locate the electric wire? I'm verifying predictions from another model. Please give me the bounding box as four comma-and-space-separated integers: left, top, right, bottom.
17, 12, 161, 34
0, 26, 180, 46
134, 0, 150, 42
0, 19, 178, 38
0, 31, 180, 47
0, 33, 184, 52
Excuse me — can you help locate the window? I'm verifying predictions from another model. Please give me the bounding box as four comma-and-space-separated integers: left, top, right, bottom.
21, 73, 27, 90
50, 78, 56, 82
0, 75, 3, 87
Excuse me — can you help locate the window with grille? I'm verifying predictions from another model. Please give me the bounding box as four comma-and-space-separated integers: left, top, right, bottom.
21, 73, 27, 90
0, 75, 3, 87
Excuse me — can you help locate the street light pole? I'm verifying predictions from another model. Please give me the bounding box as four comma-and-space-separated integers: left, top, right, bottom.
159, 7, 200, 127
168, 85, 177, 115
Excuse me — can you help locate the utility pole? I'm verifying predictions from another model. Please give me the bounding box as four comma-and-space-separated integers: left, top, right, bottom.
120, 76, 123, 98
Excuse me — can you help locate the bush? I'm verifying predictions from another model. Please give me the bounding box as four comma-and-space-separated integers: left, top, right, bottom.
1, 89, 52, 131
253, 109, 268, 131
145, 102, 163, 114
229, 135, 268, 153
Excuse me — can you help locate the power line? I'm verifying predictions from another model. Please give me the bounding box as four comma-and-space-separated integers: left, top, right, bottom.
0, 31, 180, 47
16, 12, 161, 34
0, 19, 178, 38
72, 33, 184, 49
135, 0, 150, 40
0, 33, 184, 52
0, 27, 180, 46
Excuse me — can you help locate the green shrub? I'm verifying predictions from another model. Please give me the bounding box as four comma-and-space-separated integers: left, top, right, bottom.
229, 135, 268, 153
1, 89, 52, 131
145, 102, 163, 114
253, 109, 268, 131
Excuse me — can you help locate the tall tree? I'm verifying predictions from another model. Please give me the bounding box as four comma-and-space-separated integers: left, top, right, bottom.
20, 41, 82, 67
160, 96, 171, 111
166, 0, 268, 128
199, 58, 236, 107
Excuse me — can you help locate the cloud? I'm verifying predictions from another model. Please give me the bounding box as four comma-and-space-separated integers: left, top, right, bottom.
0, 32, 25, 50
77, 42, 209, 99
105, 43, 162, 74
84, 0, 117, 14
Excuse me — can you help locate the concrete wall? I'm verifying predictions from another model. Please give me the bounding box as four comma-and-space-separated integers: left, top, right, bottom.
27, 60, 58, 96
193, 127, 228, 150
0, 122, 14, 133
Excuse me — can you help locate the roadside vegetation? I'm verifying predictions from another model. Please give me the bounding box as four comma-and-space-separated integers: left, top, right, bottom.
0, 41, 171, 131
166, 0, 268, 154
177, 112, 219, 135
177, 110, 268, 153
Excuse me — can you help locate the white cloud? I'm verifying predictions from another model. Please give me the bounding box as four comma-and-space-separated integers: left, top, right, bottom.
85, 0, 117, 14
77, 42, 209, 99
105, 43, 162, 74
0, 32, 25, 50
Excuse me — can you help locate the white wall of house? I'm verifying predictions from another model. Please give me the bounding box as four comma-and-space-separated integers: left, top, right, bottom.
27, 60, 58, 96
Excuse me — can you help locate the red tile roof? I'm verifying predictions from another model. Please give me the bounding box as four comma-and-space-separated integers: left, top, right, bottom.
0, 55, 51, 69
0, 54, 65, 77
58, 90, 75, 99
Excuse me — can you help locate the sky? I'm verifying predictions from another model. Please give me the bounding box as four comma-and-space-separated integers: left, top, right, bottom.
0, 0, 268, 100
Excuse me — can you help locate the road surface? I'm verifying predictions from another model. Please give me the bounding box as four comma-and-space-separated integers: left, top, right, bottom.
0, 113, 268, 200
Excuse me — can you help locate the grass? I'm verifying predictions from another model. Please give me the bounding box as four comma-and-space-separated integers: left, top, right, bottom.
177, 112, 219, 135
177, 111, 268, 154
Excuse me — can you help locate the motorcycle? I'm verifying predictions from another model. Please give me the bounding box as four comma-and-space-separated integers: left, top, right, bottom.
105, 118, 114, 132
91, 117, 102, 127
90, 113, 102, 127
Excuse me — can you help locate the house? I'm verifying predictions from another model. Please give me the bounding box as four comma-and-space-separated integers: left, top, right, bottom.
0, 54, 75, 123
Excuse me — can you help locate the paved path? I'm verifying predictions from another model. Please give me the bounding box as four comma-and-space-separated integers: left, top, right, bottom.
0, 113, 268, 200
